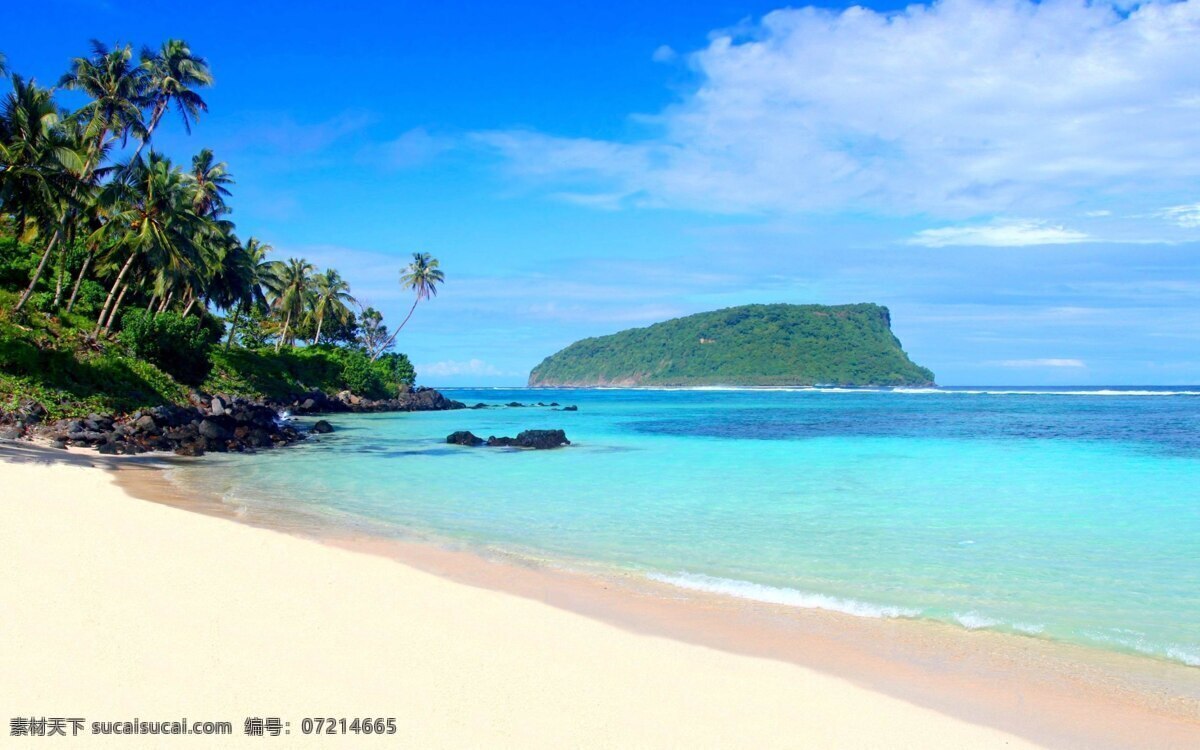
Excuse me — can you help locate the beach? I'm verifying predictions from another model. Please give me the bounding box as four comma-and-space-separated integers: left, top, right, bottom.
2, 442, 1198, 748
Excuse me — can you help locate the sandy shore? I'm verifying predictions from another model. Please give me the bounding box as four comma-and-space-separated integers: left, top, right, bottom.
1, 443, 1196, 748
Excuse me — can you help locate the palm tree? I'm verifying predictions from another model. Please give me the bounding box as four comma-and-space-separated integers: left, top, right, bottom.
374, 252, 444, 359
91, 152, 204, 335
214, 237, 273, 348
309, 269, 356, 345
14, 42, 147, 312
0, 77, 84, 243
188, 148, 233, 218
0, 52, 7, 78
132, 39, 211, 160
267, 257, 315, 352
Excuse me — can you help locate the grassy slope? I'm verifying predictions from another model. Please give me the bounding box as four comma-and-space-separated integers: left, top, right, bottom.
0, 289, 409, 420
529, 303, 935, 387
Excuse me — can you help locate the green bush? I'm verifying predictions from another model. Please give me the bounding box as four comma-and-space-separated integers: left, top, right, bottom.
118, 309, 219, 385
72, 279, 107, 317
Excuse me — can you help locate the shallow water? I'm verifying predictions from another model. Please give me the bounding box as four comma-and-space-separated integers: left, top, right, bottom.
171, 386, 1200, 667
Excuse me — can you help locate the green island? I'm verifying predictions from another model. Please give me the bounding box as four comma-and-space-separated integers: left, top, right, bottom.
0, 41, 445, 425
529, 303, 935, 387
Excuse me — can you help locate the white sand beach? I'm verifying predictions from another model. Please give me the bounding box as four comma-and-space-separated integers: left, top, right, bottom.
0, 446, 1054, 749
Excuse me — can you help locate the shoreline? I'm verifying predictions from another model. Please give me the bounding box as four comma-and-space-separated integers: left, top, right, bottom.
5, 441, 1199, 747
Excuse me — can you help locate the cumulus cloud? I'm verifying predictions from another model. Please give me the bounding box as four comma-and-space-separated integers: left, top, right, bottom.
909, 220, 1090, 247
996, 358, 1086, 368
478, 0, 1200, 217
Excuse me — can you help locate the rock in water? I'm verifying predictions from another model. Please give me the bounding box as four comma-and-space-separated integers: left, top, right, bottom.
486, 430, 570, 449
447, 430, 484, 446
311, 420, 334, 434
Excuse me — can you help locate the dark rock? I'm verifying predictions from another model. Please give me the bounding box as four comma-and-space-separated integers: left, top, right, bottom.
50, 438, 68, 450
311, 420, 334, 434
133, 414, 158, 433
174, 442, 205, 457
507, 402, 524, 407
550, 402, 560, 407
198, 418, 232, 441
97, 441, 126, 455
562, 405, 578, 411
471, 403, 489, 410
446, 430, 484, 446
486, 429, 570, 449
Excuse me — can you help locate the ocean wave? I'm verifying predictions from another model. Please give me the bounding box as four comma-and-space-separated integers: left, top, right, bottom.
646, 572, 920, 619
894, 388, 1200, 396
1083, 630, 1200, 667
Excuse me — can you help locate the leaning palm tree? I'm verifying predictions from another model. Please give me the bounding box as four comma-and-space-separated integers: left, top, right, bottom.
309, 269, 357, 345
1, 78, 87, 311
0, 77, 85, 241
373, 252, 444, 359
267, 257, 315, 352
14, 42, 147, 312
132, 39, 211, 159
90, 152, 204, 335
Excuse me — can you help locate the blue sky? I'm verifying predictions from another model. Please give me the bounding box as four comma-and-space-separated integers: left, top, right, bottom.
5, 0, 1200, 385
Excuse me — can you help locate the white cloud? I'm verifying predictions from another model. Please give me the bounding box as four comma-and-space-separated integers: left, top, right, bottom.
909, 220, 1090, 247
366, 127, 452, 169
1160, 202, 1200, 228
417, 359, 512, 377
651, 44, 678, 63
479, 0, 1200, 217
996, 358, 1086, 368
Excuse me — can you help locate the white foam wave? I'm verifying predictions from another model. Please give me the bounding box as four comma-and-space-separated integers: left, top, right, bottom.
542, 386, 1200, 396
647, 572, 920, 619
953, 612, 1001, 629
895, 388, 1200, 396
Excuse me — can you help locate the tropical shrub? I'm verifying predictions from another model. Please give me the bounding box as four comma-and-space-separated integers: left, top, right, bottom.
118, 309, 219, 384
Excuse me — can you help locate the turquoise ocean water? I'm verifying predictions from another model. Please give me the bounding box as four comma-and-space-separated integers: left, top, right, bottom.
171, 387, 1200, 667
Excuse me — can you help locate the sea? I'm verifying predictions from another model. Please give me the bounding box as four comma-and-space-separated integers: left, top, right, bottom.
169, 386, 1200, 668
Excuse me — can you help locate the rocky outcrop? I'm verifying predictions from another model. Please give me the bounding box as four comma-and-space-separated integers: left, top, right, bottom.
279, 386, 466, 415
19, 386, 462, 457
40, 399, 303, 457
446, 430, 485, 446
486, 429, 571, 449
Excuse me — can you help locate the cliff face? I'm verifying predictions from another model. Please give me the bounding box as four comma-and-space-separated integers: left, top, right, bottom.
528, 303, 935, 387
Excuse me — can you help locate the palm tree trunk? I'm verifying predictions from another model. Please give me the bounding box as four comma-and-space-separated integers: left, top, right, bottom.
65, 248, 94, 313
104, 282, 130, 334
182, 294, 197, 317
276, 310, 292, 353
146, 295, 156, 312
314, 314, 324, 345
14, 228, 61, 312
373, 298, 419, 360
94, 254, 137, 336
157, 290, 173, 315
52, 252, 66, 309
15, 136, 104, 313
225, 303, 242, 349
130, 101, 166, 161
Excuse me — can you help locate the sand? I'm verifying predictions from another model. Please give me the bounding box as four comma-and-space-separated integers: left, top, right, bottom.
0, 446, 1051, 748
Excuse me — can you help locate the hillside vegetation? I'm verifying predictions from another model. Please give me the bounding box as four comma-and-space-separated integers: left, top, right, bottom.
0, 41, 441, 421
529, 303, 934, 387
